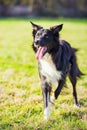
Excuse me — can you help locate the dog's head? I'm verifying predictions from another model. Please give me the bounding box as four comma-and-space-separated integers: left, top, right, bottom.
31, 22, 63, 60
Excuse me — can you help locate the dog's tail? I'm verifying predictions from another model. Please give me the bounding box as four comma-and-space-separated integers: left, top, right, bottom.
76, 67, 84, 78
73, 48, 84, 78
71, 49, 84, 78
73, 48, 78, 52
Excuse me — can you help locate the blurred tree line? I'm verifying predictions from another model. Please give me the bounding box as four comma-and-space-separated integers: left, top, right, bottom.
0, 0, 87, 17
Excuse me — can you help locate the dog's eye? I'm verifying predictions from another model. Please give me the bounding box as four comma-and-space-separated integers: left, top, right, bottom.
45, 34, 48, 38
36, 33, 40, 37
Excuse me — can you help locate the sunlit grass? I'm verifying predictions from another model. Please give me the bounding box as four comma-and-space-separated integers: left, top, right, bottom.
0, 18, 87, 130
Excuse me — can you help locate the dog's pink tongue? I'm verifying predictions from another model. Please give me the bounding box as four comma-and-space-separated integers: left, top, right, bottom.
36, 47, 46, 60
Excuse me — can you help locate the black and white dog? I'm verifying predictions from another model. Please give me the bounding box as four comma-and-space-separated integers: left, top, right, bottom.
31, 22, 83, 120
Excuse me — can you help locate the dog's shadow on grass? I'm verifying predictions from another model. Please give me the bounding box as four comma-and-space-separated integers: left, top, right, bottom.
61, 97, 87, 121
79, 98, 87, 107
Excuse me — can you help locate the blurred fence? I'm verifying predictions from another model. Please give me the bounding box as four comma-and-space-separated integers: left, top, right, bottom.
0, 0, 87, 17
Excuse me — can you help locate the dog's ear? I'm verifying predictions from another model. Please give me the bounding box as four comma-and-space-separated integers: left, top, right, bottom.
30, 21, 42, 38
50, 24, 63, 34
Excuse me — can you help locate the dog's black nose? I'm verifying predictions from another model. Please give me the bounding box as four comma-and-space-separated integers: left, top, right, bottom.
35, 40, 40, 45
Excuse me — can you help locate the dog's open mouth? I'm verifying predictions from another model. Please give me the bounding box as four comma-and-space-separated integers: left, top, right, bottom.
36, 46, 47, 60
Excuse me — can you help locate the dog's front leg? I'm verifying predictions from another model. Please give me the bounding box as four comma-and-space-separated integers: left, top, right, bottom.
54, 79, 65, 100
41, 81, 51, 120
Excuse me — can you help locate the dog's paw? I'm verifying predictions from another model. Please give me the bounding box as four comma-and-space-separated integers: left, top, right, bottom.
44, 116, 50, 121
44, 107, 50, 121
73, 104, 80, 108
50, 94, 55, 104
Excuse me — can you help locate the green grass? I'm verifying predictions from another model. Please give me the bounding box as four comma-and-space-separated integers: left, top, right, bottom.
0, 18, 87, 130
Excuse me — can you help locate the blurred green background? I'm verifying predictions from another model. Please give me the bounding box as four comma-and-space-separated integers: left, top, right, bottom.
0, 0, 87, 17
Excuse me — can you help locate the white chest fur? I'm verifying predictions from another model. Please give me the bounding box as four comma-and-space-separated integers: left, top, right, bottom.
39, 54, 62, 83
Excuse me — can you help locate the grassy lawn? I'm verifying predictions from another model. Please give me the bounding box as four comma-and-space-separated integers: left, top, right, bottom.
0, 18, 87, 130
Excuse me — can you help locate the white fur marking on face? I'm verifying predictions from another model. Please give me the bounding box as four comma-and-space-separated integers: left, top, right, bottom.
40, 59, 62, 83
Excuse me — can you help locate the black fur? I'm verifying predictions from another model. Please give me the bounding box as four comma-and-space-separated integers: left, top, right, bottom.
31, 22, 83, 119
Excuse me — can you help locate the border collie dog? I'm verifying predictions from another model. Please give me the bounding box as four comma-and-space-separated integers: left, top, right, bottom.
31, 22, 83, 120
